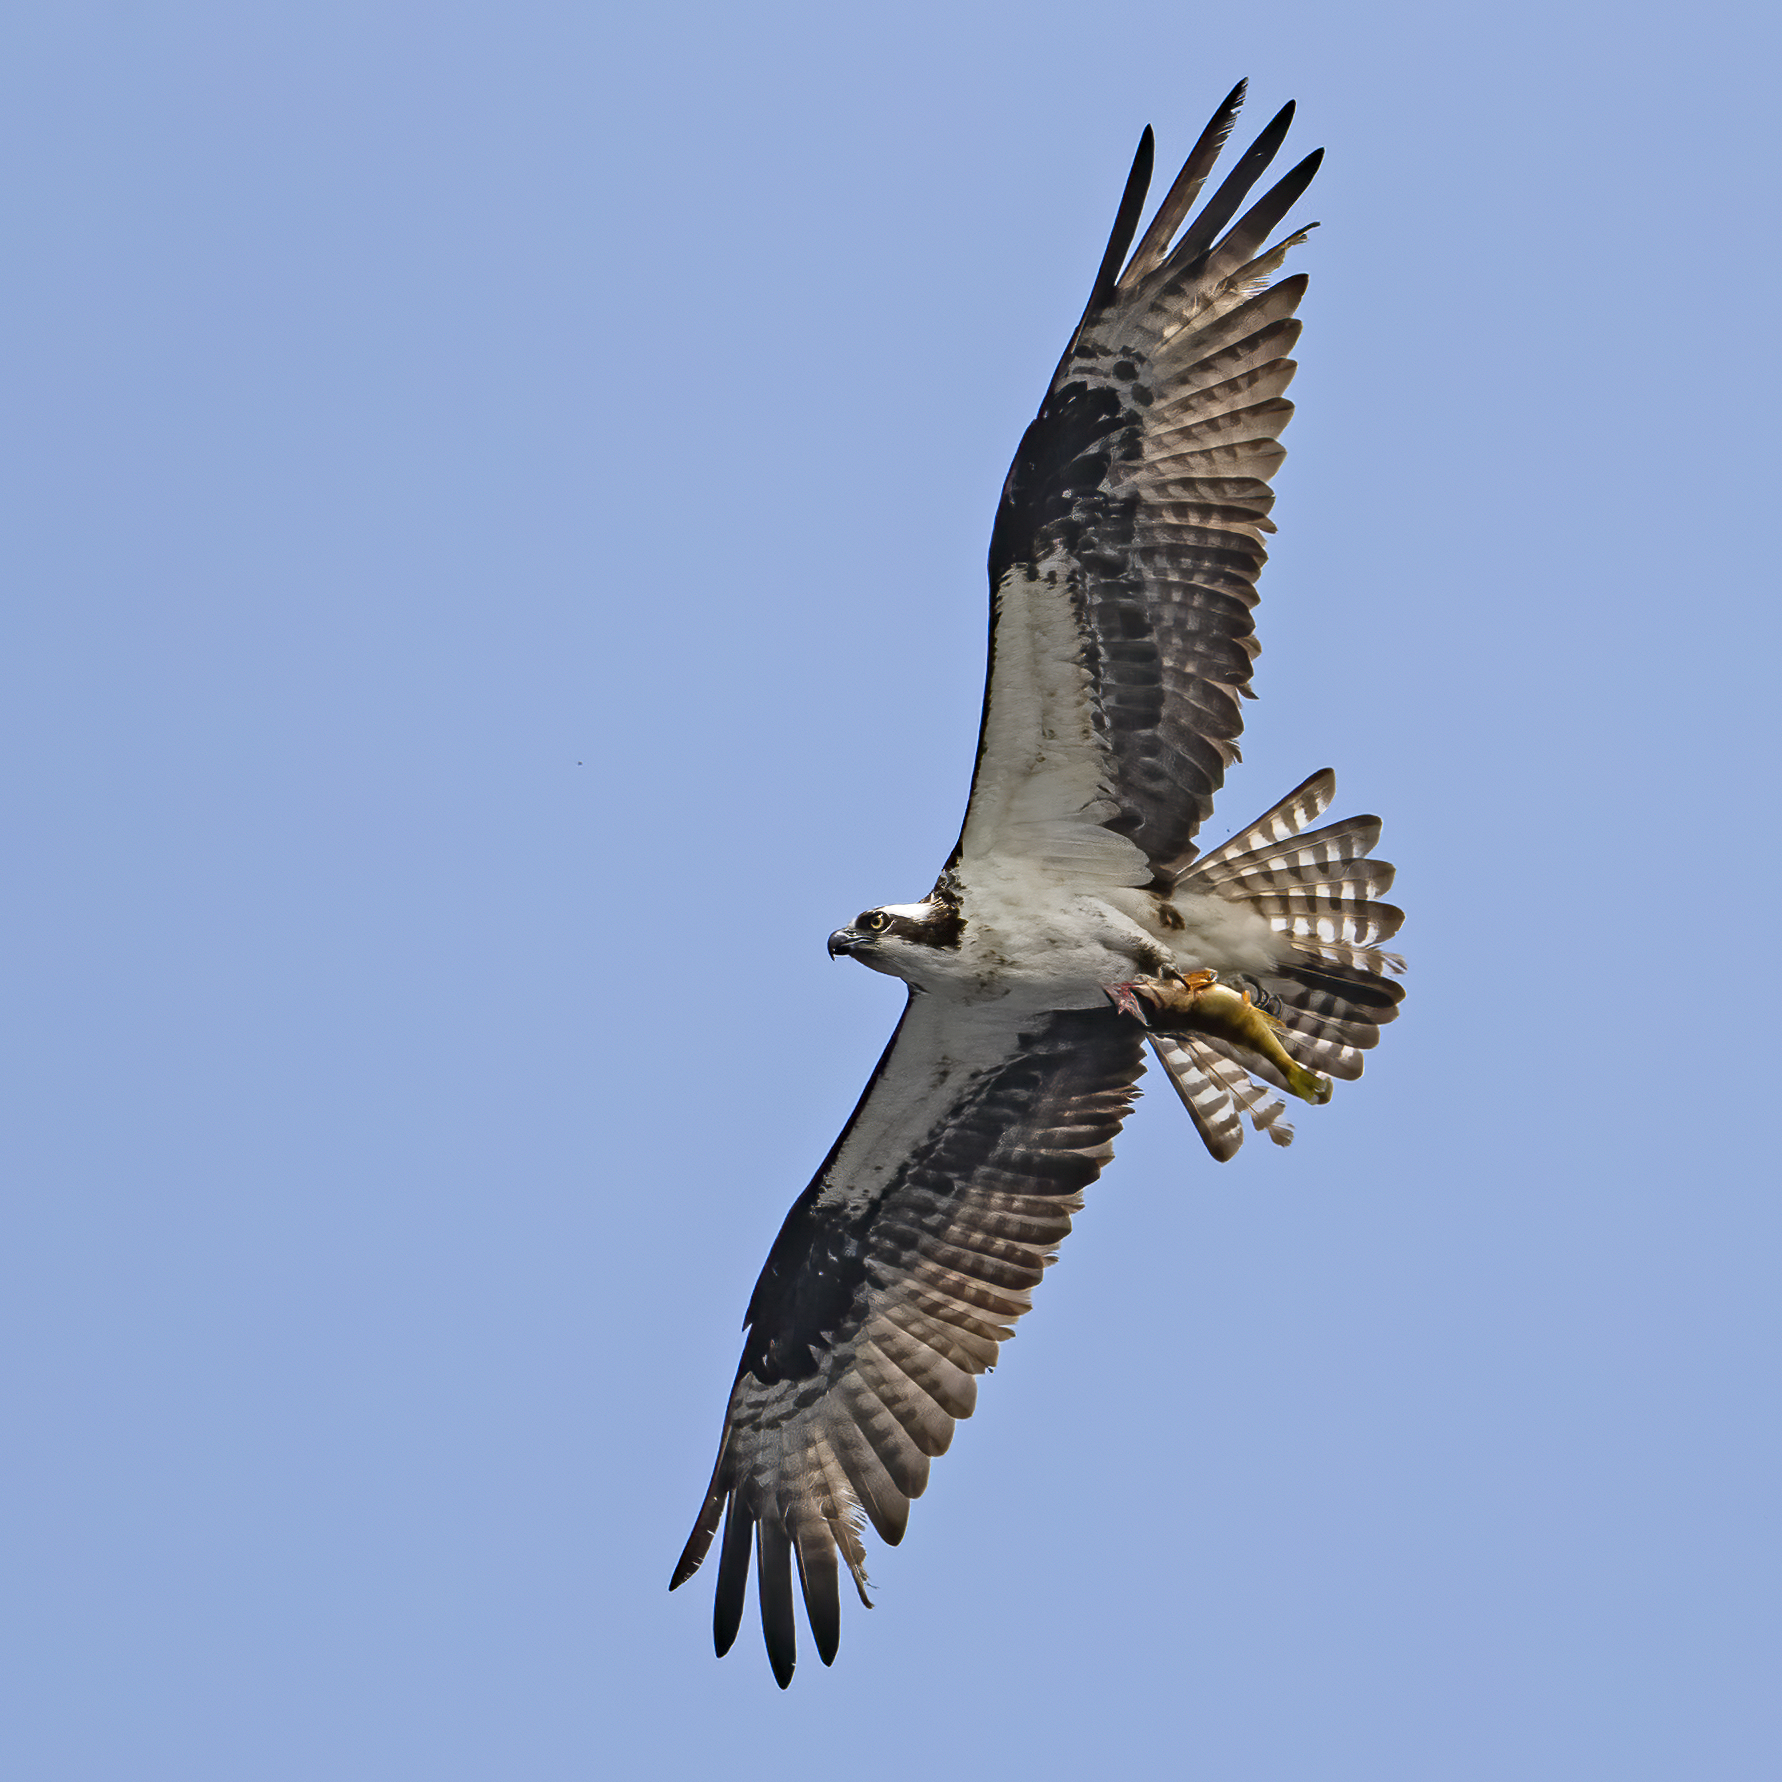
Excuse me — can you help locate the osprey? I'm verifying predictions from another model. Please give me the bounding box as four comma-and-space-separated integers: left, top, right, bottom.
671, 83, 1404, 1687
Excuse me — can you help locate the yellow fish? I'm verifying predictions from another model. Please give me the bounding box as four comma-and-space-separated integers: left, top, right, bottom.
1117, 970, 1333, 1107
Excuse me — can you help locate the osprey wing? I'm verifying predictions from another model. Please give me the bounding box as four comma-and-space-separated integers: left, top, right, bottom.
955, 83, 1321, 885
671, 996, 1144, 1686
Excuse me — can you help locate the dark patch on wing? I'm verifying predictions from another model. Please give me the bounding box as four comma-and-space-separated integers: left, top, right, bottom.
674, 1002, 1147, 1684
986, 382, 1137, 591
962, 94, 1320, 879
741, 1003, 1134, 1384
739, 1004, 918, 1384
742, 1185, 872, 1384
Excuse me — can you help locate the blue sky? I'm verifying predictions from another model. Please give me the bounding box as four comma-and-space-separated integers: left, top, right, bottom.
3, 2, 1778, 1777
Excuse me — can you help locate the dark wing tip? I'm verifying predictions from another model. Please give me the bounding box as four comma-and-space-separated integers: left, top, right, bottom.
670, 1517, 717, 1592
712, 1495, 753, 1658
1059, 125, 1156, 370
1278, 145, 1325, 207
1167, 96, 1299, 272
1122, 80, 1251, 285
1099, 127, 1157, 296
795, 1536, 843, 1667
669, 1449, 729, 1590
757, 1522, 798, 1689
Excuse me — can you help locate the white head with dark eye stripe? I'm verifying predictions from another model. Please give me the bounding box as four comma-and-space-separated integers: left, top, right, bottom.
826, 898, 965, 975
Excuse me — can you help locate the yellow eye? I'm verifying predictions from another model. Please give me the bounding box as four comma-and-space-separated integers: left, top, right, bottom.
860, 910, 891, 933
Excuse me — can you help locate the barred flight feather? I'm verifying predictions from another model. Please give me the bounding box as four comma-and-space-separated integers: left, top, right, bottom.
852, 1348, 953, 1456
1164, 99, 1297, 270
673, 1003, 1144, 1683
1278, 1031, 1369, 1081
824, 1416, 909, 1544
805, 1432, 873, 1600
1200, 147, 1320, 283
1122, 79, 1247, 283
893, 1296, 1008, 1361
1149, 1031, 1295, 1159
1195, 1030, 1300, 1102
877, 1307, 992, 1386
867, 1326, 976, 1421
1268, 904, 1404, 948
1158, 359, 1298, 423
911, 1237, 1046, 1292
1252, 889, 1404, 932
1152, 274, 1309, 364
1210, 1047, 1296, 1146
1152, 475, 1277, 513
1272, 1003, 1387, 1052
842, 1383, 936, 1488
1149, 1032, 1243, 1160
1155, 395, 1297, 452
1275, 963, 1405, 1025
1188, 817, 1386, 885
1162, 333, 1304, 414
1211, 859, 1397, 899
1287, 937, 1407, 977
904, 1262, 1030, 1321
1187, 768, 1336, 874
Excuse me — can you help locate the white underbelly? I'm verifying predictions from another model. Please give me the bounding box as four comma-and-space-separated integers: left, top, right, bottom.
893, 869, 1289, 1009
906, 888, 1162, 1008
1144, 887, 1286, 978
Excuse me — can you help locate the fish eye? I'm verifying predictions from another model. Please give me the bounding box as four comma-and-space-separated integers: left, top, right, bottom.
859, 910, 891, 933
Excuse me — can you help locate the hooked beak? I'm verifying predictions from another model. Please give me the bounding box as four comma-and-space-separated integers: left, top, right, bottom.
827, 928, 863, 960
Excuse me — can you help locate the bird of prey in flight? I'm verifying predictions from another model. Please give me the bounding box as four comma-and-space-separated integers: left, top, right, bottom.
671, 81, 1405, 1687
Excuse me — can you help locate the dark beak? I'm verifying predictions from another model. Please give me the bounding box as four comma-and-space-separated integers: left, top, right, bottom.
827, 928, 861, 959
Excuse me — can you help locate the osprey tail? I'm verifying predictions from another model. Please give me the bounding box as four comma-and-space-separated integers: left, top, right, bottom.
1151, 770, 1405, 1161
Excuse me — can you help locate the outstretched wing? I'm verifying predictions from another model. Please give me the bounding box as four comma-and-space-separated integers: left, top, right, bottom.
671, 998, 1145, 1686
955, 82, 1321, 886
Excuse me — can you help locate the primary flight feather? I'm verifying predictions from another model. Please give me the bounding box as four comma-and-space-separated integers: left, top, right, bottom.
671, 81, 1405, 1687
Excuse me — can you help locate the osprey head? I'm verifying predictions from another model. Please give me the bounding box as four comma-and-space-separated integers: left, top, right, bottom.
827, 896, 964, 976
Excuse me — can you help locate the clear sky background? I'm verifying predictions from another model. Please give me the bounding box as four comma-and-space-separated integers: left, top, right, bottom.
3, 2, 1778, 1777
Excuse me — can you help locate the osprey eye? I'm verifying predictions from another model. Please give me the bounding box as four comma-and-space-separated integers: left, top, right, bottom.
860, 911, 891, 933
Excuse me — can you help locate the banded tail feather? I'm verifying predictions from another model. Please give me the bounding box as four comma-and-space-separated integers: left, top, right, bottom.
1184, 767, 1336, 876
1150, 1030, 1295, 1161
1167, 769, 1405, 1158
